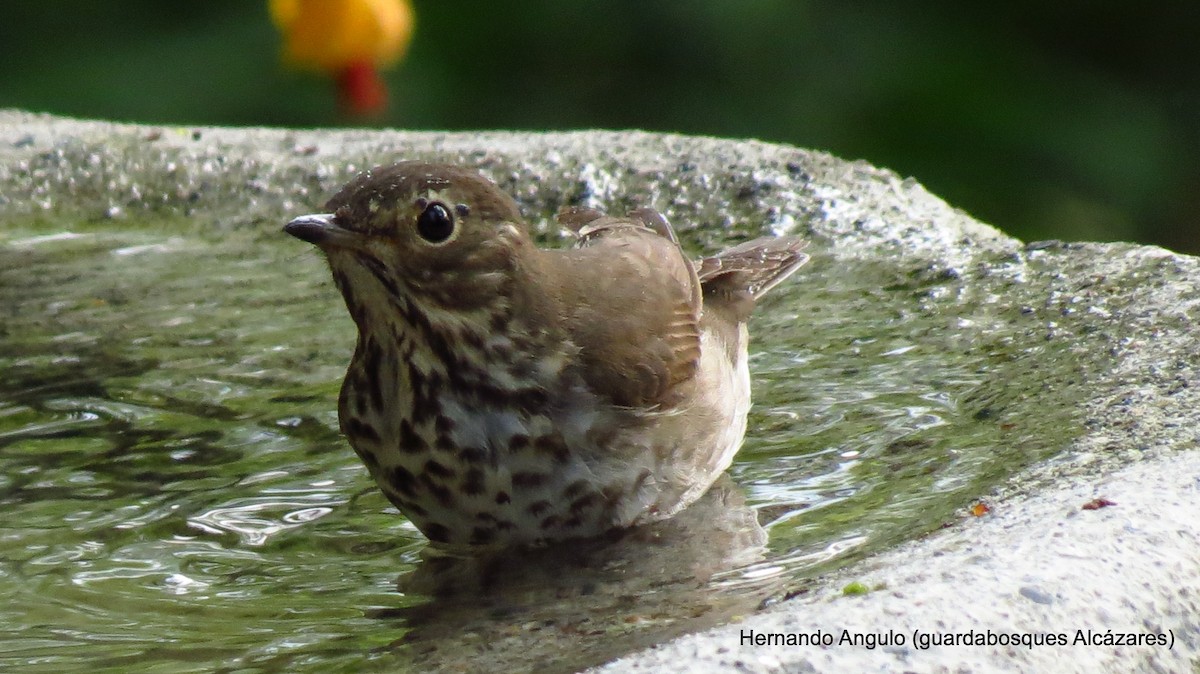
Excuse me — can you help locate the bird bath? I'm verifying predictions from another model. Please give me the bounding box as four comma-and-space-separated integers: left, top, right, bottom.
2, 112, 1193, 673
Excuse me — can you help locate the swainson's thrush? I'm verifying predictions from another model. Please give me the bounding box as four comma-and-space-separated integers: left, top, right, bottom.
285, 162, 808, 546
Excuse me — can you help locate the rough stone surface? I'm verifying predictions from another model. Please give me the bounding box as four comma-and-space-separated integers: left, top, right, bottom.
598, 452, 1200, 673
0, 110, 1008, 263
2, 111, 1196, 673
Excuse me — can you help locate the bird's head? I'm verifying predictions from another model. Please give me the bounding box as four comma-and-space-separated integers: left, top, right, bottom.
286, 161, 533, 327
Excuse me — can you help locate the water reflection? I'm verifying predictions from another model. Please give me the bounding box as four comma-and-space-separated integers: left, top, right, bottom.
381, 476, 773, 673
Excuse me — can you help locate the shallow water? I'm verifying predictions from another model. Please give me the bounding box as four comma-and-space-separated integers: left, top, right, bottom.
0, 220, 1078, 672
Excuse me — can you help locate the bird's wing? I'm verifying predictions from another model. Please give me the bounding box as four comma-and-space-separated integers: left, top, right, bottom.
552, 207, 702, 409
696, 236, 809, 322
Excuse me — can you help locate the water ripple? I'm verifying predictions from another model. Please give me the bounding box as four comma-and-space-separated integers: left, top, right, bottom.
189, 495, 344, 547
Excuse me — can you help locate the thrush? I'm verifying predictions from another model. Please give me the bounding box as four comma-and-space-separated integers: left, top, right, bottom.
285, 162, 808, 546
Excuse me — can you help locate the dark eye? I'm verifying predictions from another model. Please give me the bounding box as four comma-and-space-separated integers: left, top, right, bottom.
416, 202, 455, 243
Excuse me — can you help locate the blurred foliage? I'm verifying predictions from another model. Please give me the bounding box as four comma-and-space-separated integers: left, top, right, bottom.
2, 1, 1197, 251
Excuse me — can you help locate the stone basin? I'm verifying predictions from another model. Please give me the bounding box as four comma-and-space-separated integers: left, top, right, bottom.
0, 110, 1196, 673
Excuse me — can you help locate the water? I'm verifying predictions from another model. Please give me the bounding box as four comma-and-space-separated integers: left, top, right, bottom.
0, 220, 1079, 672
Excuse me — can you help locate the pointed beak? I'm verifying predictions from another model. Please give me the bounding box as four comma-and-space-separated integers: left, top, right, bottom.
284, 213, 361, 249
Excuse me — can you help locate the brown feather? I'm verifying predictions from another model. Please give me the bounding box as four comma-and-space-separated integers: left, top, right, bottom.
697, 236, 809, 322
547, 207, 702, 409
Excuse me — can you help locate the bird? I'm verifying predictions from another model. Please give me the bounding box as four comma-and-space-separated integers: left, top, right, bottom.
284, 161, 808, 547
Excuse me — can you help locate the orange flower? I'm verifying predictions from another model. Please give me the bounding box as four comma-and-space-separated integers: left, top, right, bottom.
270, 0, 415, 116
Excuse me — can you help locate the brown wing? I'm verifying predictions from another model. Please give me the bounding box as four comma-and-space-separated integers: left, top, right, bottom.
697, 236, 809, 322
552, 207, 702, 409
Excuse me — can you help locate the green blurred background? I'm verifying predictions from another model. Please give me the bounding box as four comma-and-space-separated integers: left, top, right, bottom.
3, 1, 1197, 252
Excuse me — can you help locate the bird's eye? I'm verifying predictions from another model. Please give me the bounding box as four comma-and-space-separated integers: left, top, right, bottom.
416, 202, 455, 243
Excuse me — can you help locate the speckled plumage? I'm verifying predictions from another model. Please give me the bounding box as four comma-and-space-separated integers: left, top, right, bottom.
285, 162, 807, 546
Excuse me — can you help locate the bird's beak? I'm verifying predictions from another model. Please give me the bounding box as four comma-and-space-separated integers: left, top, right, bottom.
284, 213, 362, 249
